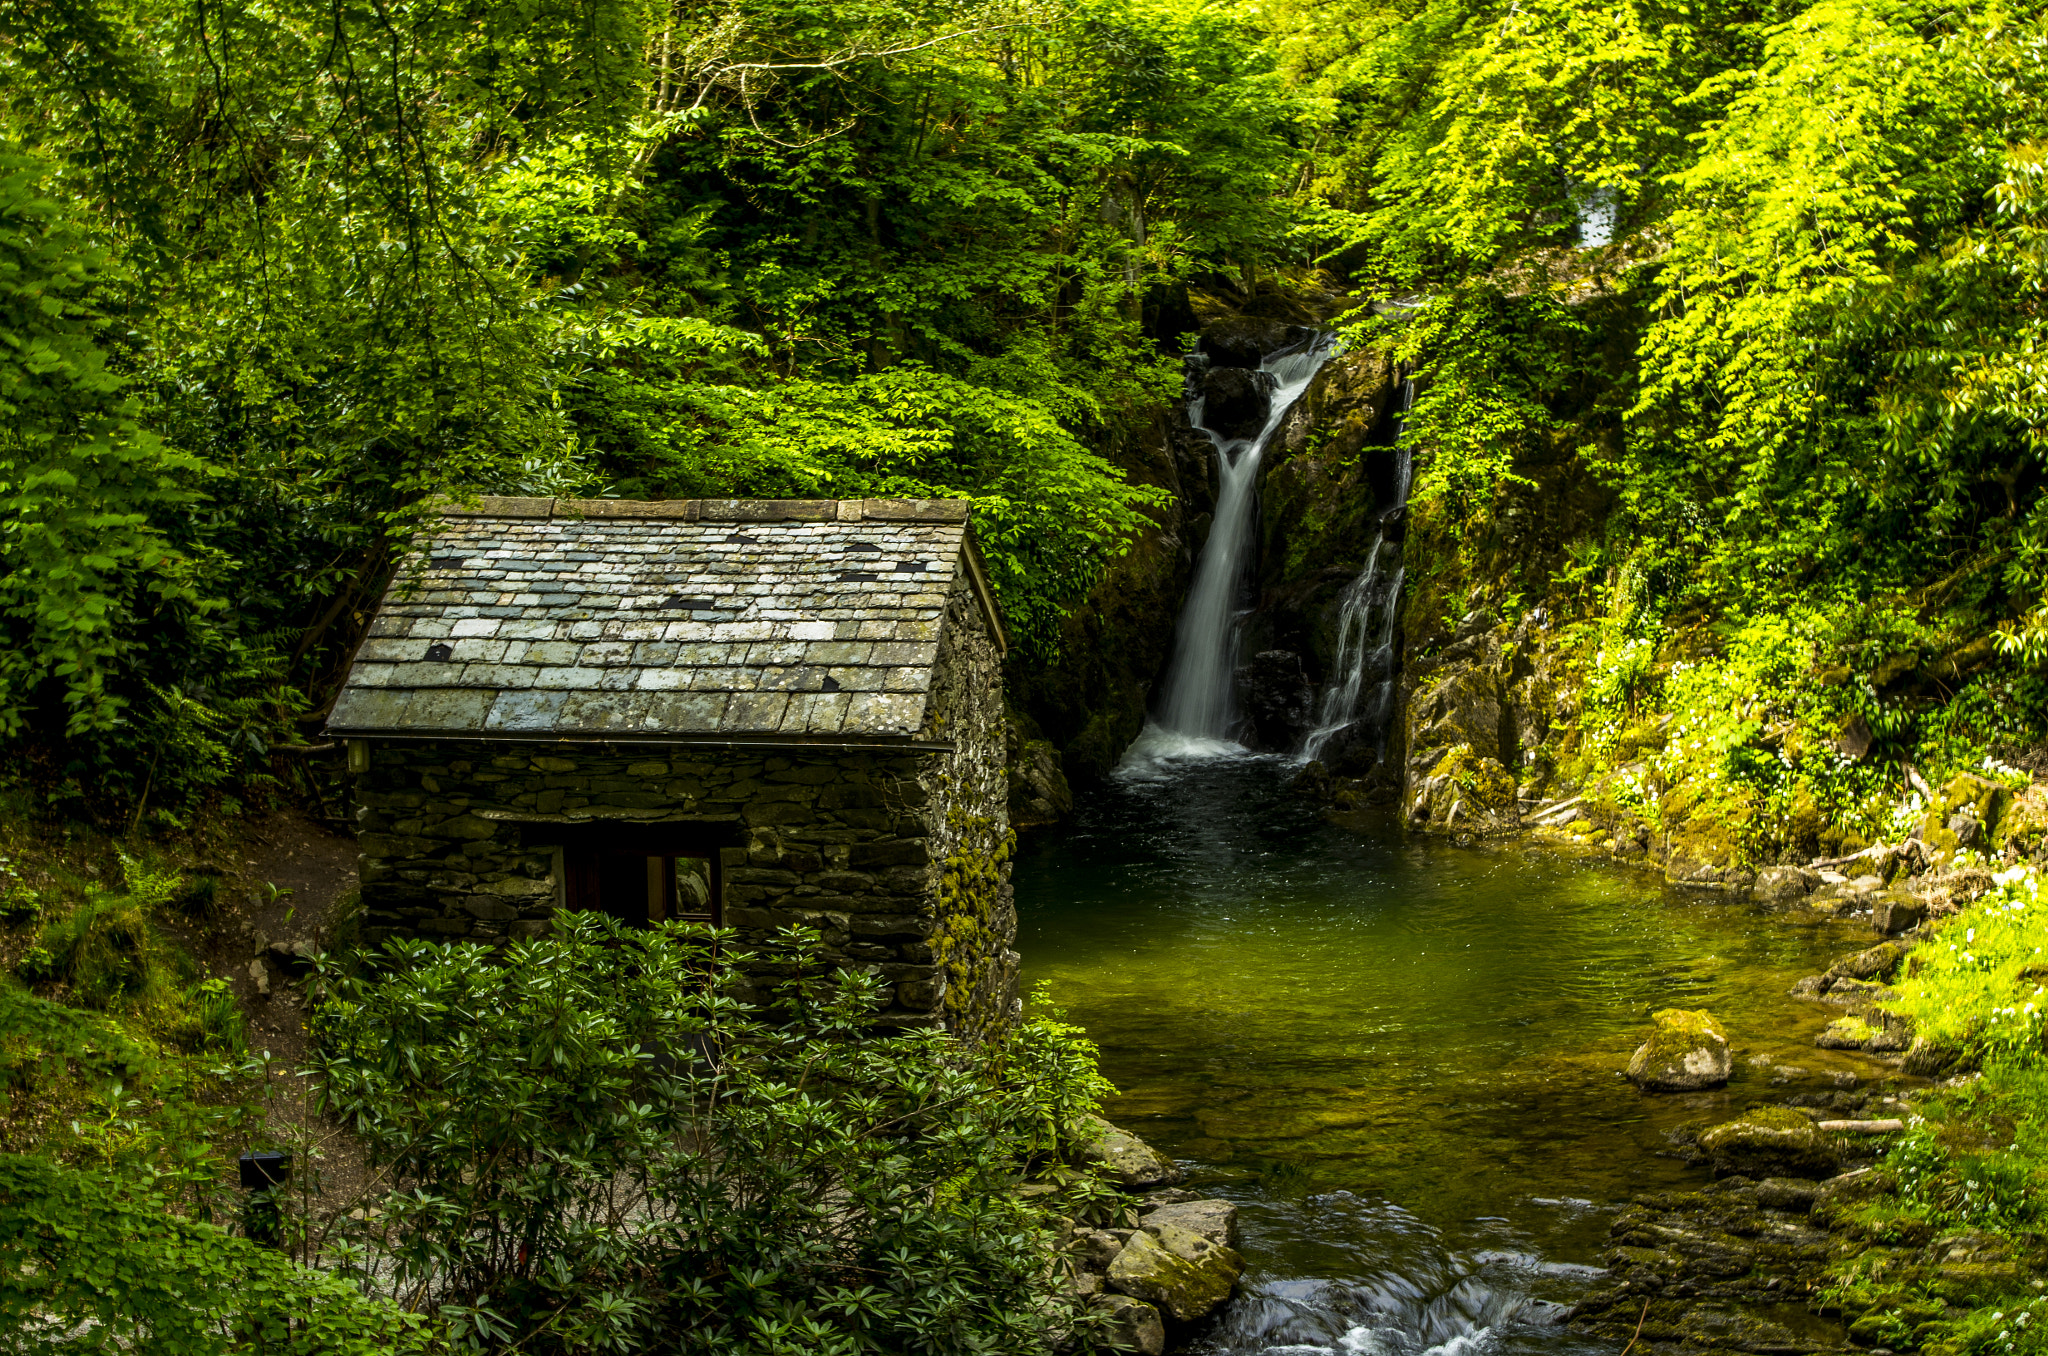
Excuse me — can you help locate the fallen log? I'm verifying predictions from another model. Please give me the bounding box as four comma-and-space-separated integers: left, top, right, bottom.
1815, 1119, 1906, 1134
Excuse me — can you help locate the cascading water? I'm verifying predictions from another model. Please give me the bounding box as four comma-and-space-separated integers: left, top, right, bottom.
1298, 376, 1414, 767
1122, 335, 1337, 772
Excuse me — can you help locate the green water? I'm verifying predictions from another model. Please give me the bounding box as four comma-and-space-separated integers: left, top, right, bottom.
1014, 754, 1894, 1356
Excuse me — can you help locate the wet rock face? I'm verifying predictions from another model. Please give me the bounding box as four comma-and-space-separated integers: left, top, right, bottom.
1008, 730, 1074, 832
1238, 649, 1314, 751
1628, 1009, 1732, 1091
1201, 316, 1312, 368
1403, 609, 1556, 839
1200, 365, 1278, 441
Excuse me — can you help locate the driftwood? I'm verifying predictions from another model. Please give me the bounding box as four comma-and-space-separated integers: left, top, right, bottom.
1809, 840, 1930, 871
1526, 795, 1585, 827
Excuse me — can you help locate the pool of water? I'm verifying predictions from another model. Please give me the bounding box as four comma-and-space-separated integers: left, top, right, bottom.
1014, 751, 1894, 1356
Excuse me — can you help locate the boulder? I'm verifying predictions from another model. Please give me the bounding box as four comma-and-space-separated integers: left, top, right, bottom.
1697, 1107, 1838, 1179
1106, 1221, 1243, 1322
1902, 1035, 1966, 1077
1754, 1177, 1818, 1212
1753, 865, 1822, 904
1874, 894, 1925, 934
1237, 650, 1314, 752
1199, 366, 1277, 441
1200, 316, 1303, 368
1627, 1009, 1732, 1092
1091, 1294, 1166, 1355
1816, 1014, 1910, 1052
1070, 1115, 1183, 1189
1141, 1198, 1240, 1249
1811, 1167, 1896, 1217
1918, 773, 2010, 861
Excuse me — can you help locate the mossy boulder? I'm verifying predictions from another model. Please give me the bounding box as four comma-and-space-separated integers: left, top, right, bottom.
1664, 817, 1754, 892
1627, 1009, 1732, 1091
1090, 1294, 1165, 1355
1816, 1013, 1910, 1052
1753, 864, 1821, 904
1106, 1220, 1243, 1322
1917, 773, 2009, 861
1697, 1106, 1837, 1179
1069, 1114, 1182, 1189
1828, 942, 1906, 982
1409, 741, 1517, 835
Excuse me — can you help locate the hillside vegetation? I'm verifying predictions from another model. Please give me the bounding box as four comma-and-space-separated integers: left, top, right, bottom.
5, 0, 2048, 1352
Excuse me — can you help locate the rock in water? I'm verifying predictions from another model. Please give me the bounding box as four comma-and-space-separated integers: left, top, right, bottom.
1091, 1294, 1166, 1355
1752, 864, 1820, 904
1142, 1198, 1240, 1248
1698, 1106, 1837, 1179
1626, 1008, 1732, 1091
1200, 366, 1278, 441
1107, 1221, 1243, 1322
1069, 1114, 1183, 1189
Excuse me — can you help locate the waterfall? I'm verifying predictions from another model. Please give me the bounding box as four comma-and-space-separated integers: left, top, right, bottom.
1298, 376, 1414, 766
1121, 334, 1336, 772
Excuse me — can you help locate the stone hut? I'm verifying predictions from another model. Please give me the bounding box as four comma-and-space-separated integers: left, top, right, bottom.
326, 496, 1018, 1036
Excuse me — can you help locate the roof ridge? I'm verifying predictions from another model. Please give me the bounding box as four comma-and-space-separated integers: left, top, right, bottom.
425, 495, 970, 524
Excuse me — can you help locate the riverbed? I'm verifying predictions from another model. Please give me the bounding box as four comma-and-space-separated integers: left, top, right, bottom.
1014, 750, 1891, 1356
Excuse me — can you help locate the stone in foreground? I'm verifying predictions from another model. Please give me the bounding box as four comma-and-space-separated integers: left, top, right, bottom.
1106, 1221, 1243, 1322
1091, 1294, 1166, 1355
1698, 1106, 1837, 1179
1627, 1008, 1732, 1091
1071, 1114, 1183, 1189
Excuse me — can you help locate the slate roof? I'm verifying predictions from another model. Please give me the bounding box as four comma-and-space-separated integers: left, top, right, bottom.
326, 497, 1004, 744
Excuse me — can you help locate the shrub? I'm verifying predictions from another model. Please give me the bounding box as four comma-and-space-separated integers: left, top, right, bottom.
0, 1154, 432, 1355
306, 916, 1115, 1355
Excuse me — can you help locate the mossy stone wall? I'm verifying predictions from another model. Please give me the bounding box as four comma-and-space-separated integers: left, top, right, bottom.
351, 571, 1016, 1035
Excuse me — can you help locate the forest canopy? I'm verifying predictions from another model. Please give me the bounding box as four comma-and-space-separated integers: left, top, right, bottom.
2, 0, 2045, 810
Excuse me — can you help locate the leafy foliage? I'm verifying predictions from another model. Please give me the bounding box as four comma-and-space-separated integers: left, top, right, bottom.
304, 917, 1114, 1355
0, 1154, 434, 1356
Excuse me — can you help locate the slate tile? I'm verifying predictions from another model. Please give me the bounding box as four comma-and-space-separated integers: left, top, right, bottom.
842, 692, 927, 734
329, 687, 414, 730
827, 666, 888, 691
485, 690, 569, 731
723, 692, 789, 730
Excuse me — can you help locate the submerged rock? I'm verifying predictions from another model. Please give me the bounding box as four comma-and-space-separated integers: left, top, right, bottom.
1628, 1008, 1733, 1091
1106, 1220, 1243, 1322
1069, 1115, 1183, 1189
1698, 1106, 1837, 1179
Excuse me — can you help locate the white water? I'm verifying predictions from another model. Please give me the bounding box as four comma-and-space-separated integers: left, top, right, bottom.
1121, 336, 1336, 776
1296, 378, 1414, 766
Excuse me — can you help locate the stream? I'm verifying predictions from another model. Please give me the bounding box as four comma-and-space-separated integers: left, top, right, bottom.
1014, 751, 1891, 1356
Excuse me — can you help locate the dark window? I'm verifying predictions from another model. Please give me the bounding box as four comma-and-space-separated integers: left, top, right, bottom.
557, 826, 725, 928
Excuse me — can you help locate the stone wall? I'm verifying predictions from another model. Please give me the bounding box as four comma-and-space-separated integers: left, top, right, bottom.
352, 571, 1016, 1037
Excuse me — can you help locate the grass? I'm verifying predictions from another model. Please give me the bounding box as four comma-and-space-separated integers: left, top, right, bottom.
1822, 864, 2048, 1356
